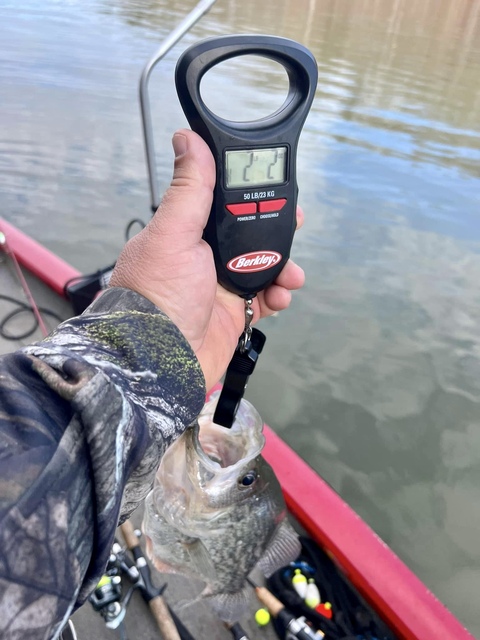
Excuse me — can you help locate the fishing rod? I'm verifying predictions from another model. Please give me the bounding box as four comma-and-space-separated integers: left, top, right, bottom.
119, 520, 196, 640
89, 521, 198, 640
226, 622, 251, 640
121, 519, 254, 640
248, 577, 324, 640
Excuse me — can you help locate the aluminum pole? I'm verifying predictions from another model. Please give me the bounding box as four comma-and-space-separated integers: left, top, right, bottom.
139, 0, 217, 212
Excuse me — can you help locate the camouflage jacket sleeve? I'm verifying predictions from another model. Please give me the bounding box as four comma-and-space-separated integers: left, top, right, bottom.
0, 287, 206, 640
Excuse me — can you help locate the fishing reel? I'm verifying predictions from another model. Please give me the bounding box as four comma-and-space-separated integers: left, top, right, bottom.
88, 542, 137, 630
88, 523, 197, 640
89, 574, 124, 628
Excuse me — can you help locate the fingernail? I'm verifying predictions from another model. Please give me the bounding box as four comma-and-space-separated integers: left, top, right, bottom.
172, 133, 187, 158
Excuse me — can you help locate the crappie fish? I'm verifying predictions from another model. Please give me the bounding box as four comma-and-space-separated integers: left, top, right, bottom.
142, 391, 300, 621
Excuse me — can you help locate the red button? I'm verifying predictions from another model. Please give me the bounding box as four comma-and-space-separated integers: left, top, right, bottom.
258, 198, 287, 213
226, 202, 257, 216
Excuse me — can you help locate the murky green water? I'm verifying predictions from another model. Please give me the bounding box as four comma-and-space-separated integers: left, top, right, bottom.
1, 0, 480, 634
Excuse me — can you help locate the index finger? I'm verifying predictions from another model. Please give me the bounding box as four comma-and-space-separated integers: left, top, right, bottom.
296, 205, 304, 230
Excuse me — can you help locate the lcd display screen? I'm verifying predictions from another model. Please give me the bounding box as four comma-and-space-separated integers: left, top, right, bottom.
225, 146, 287, 189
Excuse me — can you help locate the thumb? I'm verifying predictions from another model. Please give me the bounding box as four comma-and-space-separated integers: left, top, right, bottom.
151, 129, 216, 246
110, 128, 216, 300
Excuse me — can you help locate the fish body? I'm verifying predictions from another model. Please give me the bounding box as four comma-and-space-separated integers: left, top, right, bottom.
142, 392, 300, 620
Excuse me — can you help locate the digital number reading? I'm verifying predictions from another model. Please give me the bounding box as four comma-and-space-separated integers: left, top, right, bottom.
225, 146, 287, 189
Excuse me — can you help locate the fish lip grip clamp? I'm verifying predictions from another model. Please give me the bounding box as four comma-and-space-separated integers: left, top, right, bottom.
175, 34, 318, 299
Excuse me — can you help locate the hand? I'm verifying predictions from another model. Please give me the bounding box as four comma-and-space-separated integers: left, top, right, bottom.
110, 129, 305, 391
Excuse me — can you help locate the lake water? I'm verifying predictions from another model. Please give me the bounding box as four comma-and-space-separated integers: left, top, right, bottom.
1, 0, 480, 634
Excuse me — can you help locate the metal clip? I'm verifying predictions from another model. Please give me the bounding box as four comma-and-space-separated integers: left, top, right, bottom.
239, 298, 254, 353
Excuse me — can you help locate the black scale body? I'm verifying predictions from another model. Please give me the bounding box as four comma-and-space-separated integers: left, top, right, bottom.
175, 35, 318, 298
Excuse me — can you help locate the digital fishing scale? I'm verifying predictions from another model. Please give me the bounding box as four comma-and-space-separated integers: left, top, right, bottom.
175, 34, 318, 299
175, 35, 318, 426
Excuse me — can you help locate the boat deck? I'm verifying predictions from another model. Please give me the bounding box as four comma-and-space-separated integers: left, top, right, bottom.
0, 250, 279, 640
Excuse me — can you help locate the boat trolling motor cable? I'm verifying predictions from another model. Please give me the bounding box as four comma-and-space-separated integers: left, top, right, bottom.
0, 231, 62, 340
0, 294, 62, 341
125, 218, 146, 241
0, 231, 48, 336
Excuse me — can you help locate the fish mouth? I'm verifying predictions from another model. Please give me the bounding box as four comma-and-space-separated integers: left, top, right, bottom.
195, 391, 265, 471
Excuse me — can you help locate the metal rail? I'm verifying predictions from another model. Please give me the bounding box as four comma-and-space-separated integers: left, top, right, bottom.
139, 0, 217, 212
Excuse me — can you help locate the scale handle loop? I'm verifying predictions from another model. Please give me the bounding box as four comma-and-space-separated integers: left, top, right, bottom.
175, 35, 318, 140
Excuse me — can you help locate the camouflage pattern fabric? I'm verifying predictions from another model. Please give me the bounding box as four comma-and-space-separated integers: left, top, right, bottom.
0, 288, 205, 640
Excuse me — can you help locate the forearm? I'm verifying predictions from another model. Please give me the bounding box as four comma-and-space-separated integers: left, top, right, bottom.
0, 288, 205, 639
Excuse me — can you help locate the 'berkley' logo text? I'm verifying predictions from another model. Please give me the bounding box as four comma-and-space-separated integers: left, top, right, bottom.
227, 251, 282, 273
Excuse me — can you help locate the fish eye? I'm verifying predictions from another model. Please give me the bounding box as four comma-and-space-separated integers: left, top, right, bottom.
239, 470, 258, 487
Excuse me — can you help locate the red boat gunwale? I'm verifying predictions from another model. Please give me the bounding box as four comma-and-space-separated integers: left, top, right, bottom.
1, 218, 474, 640
262, 426, 473, 640
0, 219, 81, 295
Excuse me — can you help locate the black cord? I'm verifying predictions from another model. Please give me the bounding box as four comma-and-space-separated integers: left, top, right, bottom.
63, 271, 105, 297
62, 275, 85, 296
0, 294, 63, 340
125, 218, 146, 242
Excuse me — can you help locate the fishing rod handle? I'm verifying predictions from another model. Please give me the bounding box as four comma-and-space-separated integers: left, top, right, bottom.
228, 622, 251, 640
149, 596, 182, 640
120, 519, 139, 550
254, 586, 284, 616
119, 520, 182, 640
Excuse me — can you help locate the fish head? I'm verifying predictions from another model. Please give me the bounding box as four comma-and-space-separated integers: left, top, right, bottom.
181, 392, 287, 518
152, 392, 284, 527
186, 418, 268, 511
